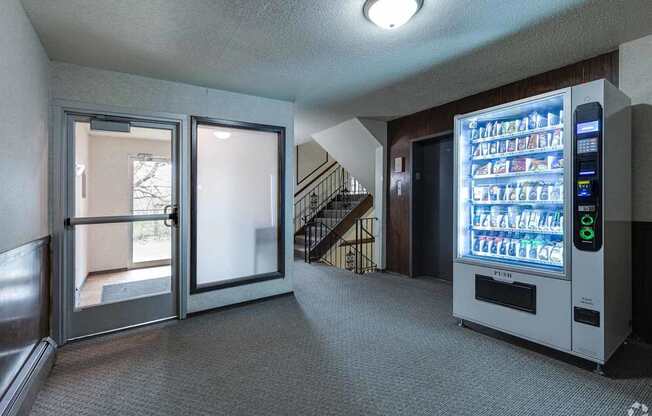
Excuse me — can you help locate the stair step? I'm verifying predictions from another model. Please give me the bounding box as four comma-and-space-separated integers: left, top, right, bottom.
327, 201, 355, 210
320, 209, 349, 218
334, 193, 367, 201
313, 217, 338, 226
295, 235, 320, 247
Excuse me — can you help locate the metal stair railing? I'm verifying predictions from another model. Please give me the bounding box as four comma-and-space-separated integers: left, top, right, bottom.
304, 219, 376, 275
354, 217, 377, 274
294, 167, 367, 233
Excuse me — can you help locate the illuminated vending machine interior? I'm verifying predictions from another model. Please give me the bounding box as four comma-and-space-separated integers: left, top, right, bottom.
452, 79, 631, 370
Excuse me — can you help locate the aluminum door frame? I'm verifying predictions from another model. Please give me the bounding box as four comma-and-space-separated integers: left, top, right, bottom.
50, 100, 189, 344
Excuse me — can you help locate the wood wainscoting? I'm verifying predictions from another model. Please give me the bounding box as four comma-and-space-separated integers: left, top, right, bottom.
0, 236, 54, 415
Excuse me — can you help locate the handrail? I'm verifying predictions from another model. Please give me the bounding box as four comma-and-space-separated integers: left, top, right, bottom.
294, 167, 367, 233
294, 161, 339, 197
304, 219, 376, 274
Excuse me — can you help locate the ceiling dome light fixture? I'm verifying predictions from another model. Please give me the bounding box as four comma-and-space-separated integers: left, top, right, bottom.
213, 130, 231, 140
363, 0, 423, 30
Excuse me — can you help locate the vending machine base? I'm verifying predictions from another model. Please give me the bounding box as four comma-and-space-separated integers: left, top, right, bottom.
453, 262, 572, 354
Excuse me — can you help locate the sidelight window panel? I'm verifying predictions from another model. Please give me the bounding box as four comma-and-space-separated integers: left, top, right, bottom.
191, 120, 284, 292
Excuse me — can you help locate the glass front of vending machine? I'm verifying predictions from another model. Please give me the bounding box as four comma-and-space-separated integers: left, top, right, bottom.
454, 91, 570, 277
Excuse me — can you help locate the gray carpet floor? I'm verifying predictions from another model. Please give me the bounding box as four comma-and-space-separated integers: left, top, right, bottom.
31, 261, 652, 415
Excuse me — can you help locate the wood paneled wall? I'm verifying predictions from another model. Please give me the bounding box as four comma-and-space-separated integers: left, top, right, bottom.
386, 51, 619, 276
0, 237, 49, 398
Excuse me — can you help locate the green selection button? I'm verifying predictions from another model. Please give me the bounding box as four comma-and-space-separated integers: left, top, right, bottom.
581, 214, 595, 226
579, 227, 595, 241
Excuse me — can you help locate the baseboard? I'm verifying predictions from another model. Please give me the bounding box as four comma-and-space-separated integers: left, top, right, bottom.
0, 338, 56, 416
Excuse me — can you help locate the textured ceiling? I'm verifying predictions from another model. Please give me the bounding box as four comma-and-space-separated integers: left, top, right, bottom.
21, 0, 652, 142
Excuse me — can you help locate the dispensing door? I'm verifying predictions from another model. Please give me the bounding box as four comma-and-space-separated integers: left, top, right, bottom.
64, 114, 179, 340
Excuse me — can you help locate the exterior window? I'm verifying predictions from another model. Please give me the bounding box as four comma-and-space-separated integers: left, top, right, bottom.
131, 157, 172, 266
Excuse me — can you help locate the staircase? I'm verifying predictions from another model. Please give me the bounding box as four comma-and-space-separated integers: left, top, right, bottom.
302, 217, 377, 274
294, 192, 371, 258
294, 167, 374, 272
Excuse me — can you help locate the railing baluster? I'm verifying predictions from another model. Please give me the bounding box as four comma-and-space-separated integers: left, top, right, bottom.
304, 218, 376, 275
305, 224, 309, 263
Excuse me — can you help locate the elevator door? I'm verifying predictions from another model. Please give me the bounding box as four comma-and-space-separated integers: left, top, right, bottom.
413, 136, 454, 280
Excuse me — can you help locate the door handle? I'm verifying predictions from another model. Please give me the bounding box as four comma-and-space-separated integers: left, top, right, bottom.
164, 205, 178, 228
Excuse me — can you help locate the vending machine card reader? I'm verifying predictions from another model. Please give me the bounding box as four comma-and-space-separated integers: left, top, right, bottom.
573, 102, 603, 251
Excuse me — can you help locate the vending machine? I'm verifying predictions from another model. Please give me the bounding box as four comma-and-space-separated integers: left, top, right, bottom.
452, 79, 631, 370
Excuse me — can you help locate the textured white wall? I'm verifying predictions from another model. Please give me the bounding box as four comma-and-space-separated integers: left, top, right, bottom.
620, 34, 652, 222
361, 118, 387, 269
312, 118, 380, 192
50, 62, 294, 128
49, 62, 294, 313
0, 0, 49, 253
296, 140, 329, 184
86, 135, 171, 272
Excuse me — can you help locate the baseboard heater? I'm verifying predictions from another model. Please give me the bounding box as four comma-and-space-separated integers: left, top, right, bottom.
475, 275, 537, 314
0, 338, 56, 416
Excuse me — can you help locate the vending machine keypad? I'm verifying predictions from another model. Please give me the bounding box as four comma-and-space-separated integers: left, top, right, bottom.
573, 103, 603, 251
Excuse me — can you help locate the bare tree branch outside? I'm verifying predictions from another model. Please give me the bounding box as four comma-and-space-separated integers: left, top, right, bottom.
132, 158, 172, 263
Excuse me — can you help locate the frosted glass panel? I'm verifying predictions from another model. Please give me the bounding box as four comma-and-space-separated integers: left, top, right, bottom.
195, 124, 280, 286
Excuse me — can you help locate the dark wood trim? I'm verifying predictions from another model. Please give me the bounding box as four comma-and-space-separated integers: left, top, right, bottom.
296, 143, 329, 185
386, 51, 619, 276
294, 160, 338, 197
190, 117, 286, 294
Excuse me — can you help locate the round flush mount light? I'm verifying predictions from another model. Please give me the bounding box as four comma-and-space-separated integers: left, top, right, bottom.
363, 0, 423, 30
213, 130, 231, 140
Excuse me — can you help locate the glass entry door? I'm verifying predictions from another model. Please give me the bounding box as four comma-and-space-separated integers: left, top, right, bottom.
65, 114, 178, 340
